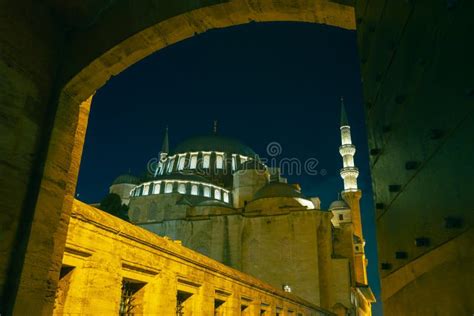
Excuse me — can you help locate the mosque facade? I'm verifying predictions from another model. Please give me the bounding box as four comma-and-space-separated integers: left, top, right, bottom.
109, 102, 374, 315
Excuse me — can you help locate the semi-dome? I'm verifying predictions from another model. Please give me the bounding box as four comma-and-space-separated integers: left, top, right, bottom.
112, 174, 141, 185
329, 199, 349, 210
253, 182, 303, 200
173, 135, 256, 156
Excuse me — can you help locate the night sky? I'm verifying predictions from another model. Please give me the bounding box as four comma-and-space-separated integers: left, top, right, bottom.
77, 22, 382, 314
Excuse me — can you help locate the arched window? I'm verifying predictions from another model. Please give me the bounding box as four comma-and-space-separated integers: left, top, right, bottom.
177, 155, 186, 170
156, 161, 164, 175
142, 184, 150, 196
167, 157, 175, 173
216, 154, 224, 169
153, 182, 161, 194
178, 183, 186, 194
203, 186, 211, 197
190, 153, 198, 169
223, 192, 229, 203
191, 184, 198, 195
214, 189, 221, 200
231, 154, 237, 171
165, 182, 173, 193
203, 153, 211, 168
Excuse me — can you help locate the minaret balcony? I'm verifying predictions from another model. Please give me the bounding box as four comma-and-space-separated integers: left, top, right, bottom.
340, 167, 359, 178
339, 144, 356, 156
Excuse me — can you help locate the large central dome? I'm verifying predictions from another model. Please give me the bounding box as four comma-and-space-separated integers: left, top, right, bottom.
173, 135, 256, 156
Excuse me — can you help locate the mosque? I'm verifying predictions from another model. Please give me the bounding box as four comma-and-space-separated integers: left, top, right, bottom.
107, 101, 375, 315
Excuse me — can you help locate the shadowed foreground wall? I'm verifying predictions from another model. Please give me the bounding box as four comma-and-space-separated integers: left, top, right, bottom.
356, 0, 474, 314
54, 199, 333, 316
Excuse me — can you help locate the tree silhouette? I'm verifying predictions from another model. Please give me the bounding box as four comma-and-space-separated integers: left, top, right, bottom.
99, 193, 129, 221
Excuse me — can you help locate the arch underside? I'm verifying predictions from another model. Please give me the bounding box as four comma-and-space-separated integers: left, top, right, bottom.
62, 0, 355, 104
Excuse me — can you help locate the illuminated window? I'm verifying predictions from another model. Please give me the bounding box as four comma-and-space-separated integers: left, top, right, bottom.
167, 157, 175, 173
203, 153, 211, 168
190, 153, 198, 169
153, 182, 161, 194
214, 189, 221, 200
142, 184, 150, 196
130, 189, 135, 197
165, 182, 173, 193
232, 154, 237, 171
177, 155, 186, 170
216, 154, 224, 169
156, 161, 164, 175
178, 183, 186, 194
223, 192, 229, 203
203, 186, 211, 197
191, 184, 198, 195
135, 187, 141, 196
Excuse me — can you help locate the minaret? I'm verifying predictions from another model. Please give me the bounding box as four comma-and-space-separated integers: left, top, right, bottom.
339, 98, 359, 193
338, 97, 368, 285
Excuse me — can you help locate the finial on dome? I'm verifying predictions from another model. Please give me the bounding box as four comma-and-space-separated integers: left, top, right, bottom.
213, 120, 218, 135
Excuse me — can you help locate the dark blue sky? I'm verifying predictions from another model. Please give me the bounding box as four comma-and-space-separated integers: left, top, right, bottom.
77, 22, 382, 314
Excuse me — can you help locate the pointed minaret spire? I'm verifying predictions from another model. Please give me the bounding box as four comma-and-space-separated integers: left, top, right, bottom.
213, 120, 218, 135
339, 99, 358, 192
160, 126, 169, 161
340, 96, 349, 127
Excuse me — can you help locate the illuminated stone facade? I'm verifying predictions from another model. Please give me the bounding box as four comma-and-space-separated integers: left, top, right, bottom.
54, 200, 334, 316
110, 105, 374, 315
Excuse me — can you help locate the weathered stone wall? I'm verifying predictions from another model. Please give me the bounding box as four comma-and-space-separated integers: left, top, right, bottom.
0, 2, 62, 313
356, 0, 474, 314
56, 200, 334, 316
138, 205, 356, 312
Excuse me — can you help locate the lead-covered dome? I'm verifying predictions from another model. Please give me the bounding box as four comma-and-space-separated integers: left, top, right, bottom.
173, 135, 256, 156
329, 199, 349, 210
112, 174, 141, 185
253, 182, 303, 200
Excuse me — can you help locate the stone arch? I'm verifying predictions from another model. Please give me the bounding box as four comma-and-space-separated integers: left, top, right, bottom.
1, 1, 355, 313
61, 0, 355, 105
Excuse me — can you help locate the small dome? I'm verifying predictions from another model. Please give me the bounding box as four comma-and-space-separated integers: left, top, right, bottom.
112, 174, 141, 185
329, 199, 349, 210
253, 182, 303, 200
173, 135, 256, 156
